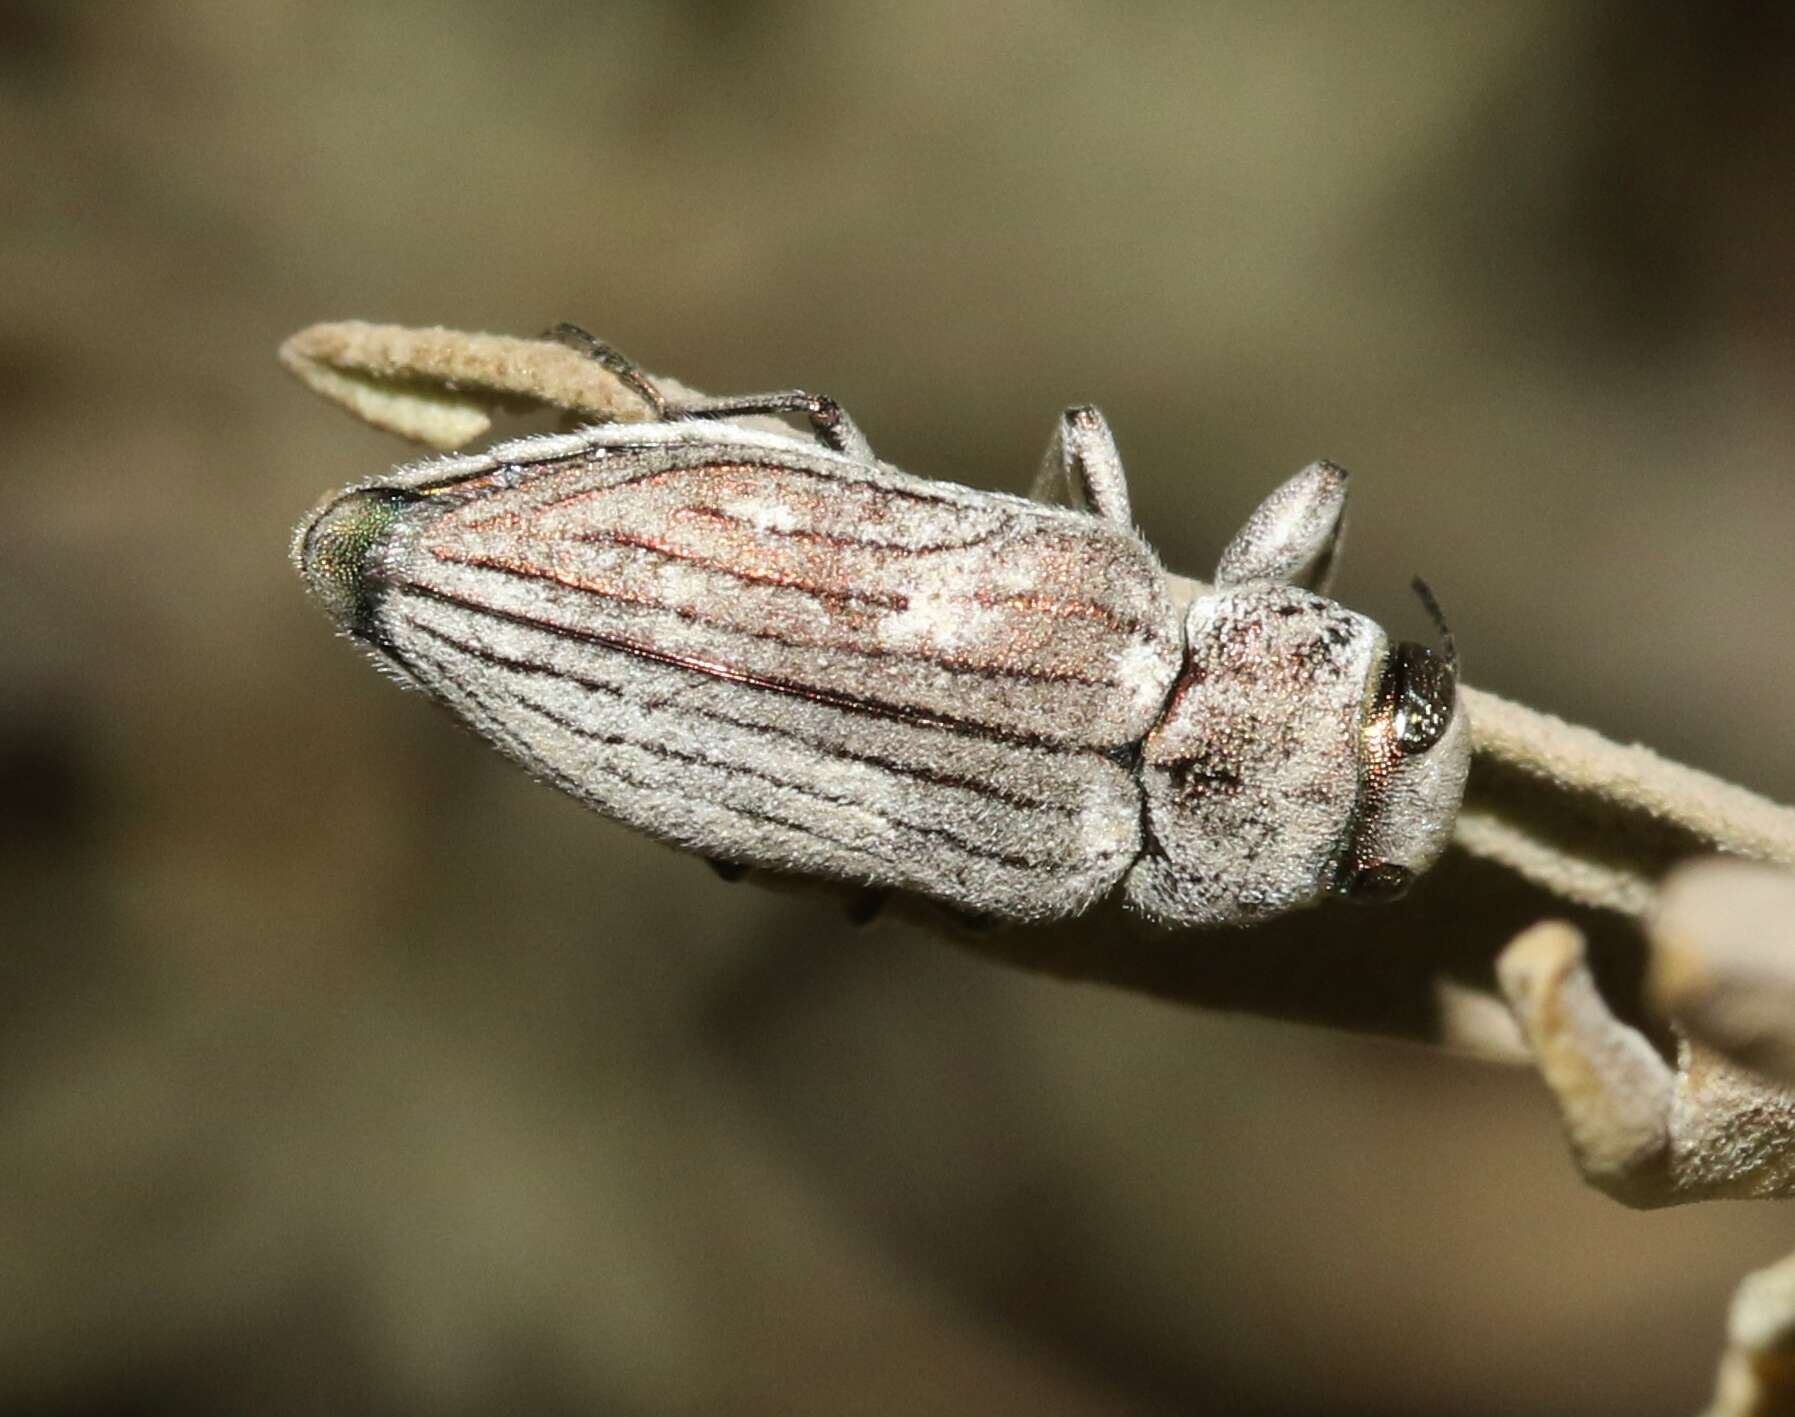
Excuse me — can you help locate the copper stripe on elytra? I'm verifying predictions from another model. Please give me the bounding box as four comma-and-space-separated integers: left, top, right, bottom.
413, 551, 1125, 690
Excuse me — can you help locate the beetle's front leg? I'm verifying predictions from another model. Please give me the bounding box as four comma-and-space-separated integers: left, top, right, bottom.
1214, 460, 1349, 591
1029, 405, 1136, 528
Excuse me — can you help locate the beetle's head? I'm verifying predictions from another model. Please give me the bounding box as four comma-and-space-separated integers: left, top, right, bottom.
1123, 582, 1469, 927
1338, 585, 1469, 903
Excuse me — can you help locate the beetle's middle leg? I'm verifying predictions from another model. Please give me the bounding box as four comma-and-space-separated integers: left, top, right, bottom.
1030, 405, 1136, 529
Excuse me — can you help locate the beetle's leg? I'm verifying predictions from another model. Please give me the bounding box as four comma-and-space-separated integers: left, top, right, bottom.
670, 389, 874, 461
542, 322, 670, 418
1214, 461, 1349, 592
546, 325, 872, 458
1029, 405, 1135, 528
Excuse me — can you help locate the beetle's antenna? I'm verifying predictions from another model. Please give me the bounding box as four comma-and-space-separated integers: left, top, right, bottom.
1410, 576, 1457, 676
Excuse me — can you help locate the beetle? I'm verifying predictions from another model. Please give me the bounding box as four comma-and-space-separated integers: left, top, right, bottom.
293, 331, 1469, 927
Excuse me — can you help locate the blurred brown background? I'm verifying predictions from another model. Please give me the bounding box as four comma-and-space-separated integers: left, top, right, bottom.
5, 3, 1795, 1414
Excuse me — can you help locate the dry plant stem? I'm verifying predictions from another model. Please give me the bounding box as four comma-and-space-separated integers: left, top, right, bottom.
1498, 917, 1795, 1204
280, 321, 661, 449
1704, 1249, 1795, 1417
1458, 688, 1795, 917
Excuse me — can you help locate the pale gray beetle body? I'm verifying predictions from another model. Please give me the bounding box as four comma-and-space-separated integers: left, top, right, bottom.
295, 346, 1469, 927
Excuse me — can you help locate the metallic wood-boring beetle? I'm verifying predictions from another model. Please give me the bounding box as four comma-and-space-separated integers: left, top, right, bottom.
294, 332, 1469, 927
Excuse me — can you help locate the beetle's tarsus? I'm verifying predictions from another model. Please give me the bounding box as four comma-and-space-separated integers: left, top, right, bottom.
542, 323, 670, 419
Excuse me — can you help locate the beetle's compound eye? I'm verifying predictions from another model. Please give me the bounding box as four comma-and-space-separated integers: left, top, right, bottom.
1335, 634, 1469, 907
1380, 641, 1455, 754
295, 489, 409, 635
1346, 861, 1415, 902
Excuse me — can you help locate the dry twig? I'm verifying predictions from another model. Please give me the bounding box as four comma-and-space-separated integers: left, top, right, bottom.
280, 321, 661, 448
1458, 690, 1795, 917
1497, 910, 1795, 1205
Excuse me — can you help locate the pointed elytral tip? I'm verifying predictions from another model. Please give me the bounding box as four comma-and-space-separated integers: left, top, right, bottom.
293, 488, 406, 633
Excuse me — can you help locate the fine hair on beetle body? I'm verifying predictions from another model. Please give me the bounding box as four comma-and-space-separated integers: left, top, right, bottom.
294, 328, 1470, 929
